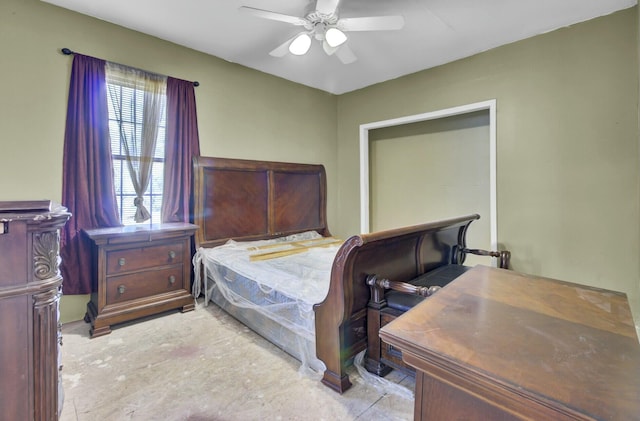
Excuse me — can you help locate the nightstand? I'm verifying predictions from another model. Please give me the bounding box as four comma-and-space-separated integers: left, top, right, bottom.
83, 222, 197, 338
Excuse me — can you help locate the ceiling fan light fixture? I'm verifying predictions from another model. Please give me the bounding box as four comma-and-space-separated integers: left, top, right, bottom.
289, 33, 312, 55
325, 27, 347, 48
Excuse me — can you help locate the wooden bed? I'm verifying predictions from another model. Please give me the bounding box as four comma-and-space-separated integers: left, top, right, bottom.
192, 156, 480, 393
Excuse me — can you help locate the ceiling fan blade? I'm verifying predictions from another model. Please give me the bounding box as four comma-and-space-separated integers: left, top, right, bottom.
269, 34, 300, 57
316, 0, 340, 15
338, 15, 405, 32
322, 40, 338, 56
335, 44, 357, 64
239, 6, 307, 26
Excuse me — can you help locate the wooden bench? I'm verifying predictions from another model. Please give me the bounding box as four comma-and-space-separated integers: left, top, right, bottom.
365, 246, 510, 376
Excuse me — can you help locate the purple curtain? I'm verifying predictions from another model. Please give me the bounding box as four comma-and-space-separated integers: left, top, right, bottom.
161, 77, 200, 223
60, 54, 121, 295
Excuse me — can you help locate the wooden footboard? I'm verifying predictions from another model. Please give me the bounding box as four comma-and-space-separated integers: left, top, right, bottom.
313, 214, 479, 393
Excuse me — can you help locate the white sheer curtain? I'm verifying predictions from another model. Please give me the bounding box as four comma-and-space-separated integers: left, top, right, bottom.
106, 62, 167, 223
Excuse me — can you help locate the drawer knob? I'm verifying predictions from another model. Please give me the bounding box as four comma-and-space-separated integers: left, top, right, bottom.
168, 251, 176, 259
117, 285, 126, 294
118, 258, 126, 266
169, 275, 176, 284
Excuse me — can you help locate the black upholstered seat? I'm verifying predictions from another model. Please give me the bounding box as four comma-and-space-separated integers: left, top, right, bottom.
385, 264, 472, 312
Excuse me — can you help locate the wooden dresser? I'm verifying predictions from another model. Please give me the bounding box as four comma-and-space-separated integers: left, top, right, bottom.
84, 222, 197, 338
0, 201, 70, 421
380, 265, 640, 421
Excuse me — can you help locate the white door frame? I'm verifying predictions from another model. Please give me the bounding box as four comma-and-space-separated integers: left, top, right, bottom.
359, 99, 497, 249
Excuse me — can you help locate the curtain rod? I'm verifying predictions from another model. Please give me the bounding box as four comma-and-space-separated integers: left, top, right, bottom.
61, 48, 200, 87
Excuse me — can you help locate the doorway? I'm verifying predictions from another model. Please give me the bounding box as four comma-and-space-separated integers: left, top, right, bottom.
359, 100, 497, 259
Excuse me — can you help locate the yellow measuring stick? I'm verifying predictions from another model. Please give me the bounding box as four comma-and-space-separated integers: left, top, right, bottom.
249, 238, 343, 261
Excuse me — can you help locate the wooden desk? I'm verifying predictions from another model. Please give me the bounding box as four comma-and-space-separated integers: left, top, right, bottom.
379, 265, 640, 420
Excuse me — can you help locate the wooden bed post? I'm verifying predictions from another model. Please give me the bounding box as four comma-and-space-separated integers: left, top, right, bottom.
314, 235, 363, 393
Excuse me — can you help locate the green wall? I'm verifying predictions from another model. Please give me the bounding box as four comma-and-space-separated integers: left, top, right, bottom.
337, 8, 640, 324
2, 0, 638, 326
369, 111, 492, 264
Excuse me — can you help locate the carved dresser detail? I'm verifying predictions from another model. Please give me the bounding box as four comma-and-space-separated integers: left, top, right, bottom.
0, 200, 71, 421
83, 222, 197, 338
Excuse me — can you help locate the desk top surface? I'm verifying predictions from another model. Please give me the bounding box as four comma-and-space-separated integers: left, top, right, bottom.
380, 265, 640, 420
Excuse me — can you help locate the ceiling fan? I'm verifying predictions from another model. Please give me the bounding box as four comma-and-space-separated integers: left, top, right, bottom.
240, 0, 405, 64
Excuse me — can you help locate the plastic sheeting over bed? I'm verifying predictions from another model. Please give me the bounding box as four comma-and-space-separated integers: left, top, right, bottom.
192, 231, 340, 374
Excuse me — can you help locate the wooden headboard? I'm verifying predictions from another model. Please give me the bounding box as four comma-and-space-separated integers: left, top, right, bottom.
192, 156, 330, 249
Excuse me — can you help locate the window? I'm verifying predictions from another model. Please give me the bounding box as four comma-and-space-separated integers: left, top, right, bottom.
106, 65, 167, 225
61, 53, 200, 295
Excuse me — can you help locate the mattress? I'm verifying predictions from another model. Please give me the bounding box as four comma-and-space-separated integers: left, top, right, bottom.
192, 231, 342, 373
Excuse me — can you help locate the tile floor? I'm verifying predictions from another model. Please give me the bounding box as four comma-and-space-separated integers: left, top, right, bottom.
59, 299, 415, 421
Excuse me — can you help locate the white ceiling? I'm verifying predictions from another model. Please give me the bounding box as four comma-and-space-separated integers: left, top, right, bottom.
43, 0, 636, 95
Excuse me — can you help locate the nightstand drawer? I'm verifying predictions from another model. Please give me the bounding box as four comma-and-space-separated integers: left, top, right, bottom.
106, 242, 184, 275
106, 266, 184, 304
